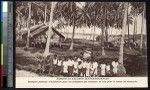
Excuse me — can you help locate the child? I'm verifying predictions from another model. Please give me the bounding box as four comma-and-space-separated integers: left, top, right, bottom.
100, 63, 106, 77
97, 62, 101, 77
106, 62, 111, 77
57, 57, 63, 76
37, 60, 42, 74
86, 60, 91, 77
90, 61, 94, 77
111, 59, 119, 76
62, 58, 68, 77
53, 55, 58, 75
93, 60, 98, 77
82, 59, 87, 77
68, 57, 74, 77
78, 60, 83, 77
73, 58, 78, 77
77, 56, 82, 62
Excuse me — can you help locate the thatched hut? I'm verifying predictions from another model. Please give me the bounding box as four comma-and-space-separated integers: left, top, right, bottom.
21, 24, 65, 48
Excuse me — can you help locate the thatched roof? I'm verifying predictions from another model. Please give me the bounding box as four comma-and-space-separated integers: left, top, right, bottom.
21, 24, 44, 35
30, 26, 48, 37
22, 24, 65, 39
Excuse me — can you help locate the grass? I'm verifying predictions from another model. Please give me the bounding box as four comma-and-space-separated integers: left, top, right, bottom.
16, 39, 147, 77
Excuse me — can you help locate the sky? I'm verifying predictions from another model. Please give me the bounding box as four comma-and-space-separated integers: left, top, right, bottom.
60, 14, 146, 35
2, 1, 8, 12
60, 2, 146, 35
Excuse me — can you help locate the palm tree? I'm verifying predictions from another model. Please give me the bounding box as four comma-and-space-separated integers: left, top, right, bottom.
127, 3, 133, 47
44, 5, 47, 24
43, 2, 56, 57
68, 2, 77, 50
130, 2, 144, 42
119, 2, 128, 65
140, 3, 145, 51
25, 2, 31, 49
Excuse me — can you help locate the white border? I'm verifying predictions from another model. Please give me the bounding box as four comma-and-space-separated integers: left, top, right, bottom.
16, 77, 148, 88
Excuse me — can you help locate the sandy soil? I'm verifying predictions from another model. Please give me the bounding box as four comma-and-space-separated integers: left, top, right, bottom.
16, 69, 39, 77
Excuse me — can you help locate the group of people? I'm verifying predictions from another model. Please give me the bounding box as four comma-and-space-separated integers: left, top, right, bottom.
37, 54, 120, 77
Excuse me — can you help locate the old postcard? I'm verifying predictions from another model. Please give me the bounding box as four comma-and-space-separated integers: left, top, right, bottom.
15, 1, 148, 88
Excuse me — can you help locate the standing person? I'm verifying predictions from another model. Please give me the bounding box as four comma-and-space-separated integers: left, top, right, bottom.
67, 56, 74, 77
48, 55, 53, 75
83, 48, 91, 59
53, 55, 58, 75
73, 57, 78, 77
106, 62, 111, 77
62, 57, 68, 77
41, 57, 46, 75
111, 59, 119, 76
77, 56, 82, 62
93, 60, 98, 77
82, 59, 87, 77
78, 60, 83, 77
100, 62, 106, 77
37, 60, 42, 74
97, 62, 101, 77
57, 56, 63, 76
86, 60, 91, 77
90, 61, 94, 77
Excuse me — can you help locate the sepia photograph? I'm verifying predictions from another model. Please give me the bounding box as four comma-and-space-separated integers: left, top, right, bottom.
15, 1, 147, 79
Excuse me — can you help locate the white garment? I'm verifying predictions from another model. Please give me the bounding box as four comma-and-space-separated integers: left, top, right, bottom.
68, 59, 74, 66
73, 61, 78, 73
82, 61, 87, 68
93, 62, 98, 68
77, 58, 82, 62
93, 62, 98, 75
90, 63, 94, 75
86, 62, 90, 76
57, 60, 62, 66
100, 64, 106, 76
73, 61, 78, 68
111, 61, 116, 67
112, 62, 118, 74
53, 58, 58, 65
106, 65, 110, 72
63, 61, 68, 73
83, 50, 91, 58
78, 63, 83, 69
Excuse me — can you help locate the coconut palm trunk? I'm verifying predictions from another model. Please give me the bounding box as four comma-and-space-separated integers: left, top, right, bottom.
69, 3, 76, 50
69, 15, 76, 50
127, 3, 130, 47
133, 11, 137, 42
119, 3, 128, 65
43, 2, 56, 57
105, 5, 108, 42
101, 3, 106, 56
26, 2, 31, 49
44, 5, 47, 24
140, 4, 145, 51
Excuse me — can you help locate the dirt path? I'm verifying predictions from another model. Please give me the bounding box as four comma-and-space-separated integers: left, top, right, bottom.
16, 69, 39, 77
